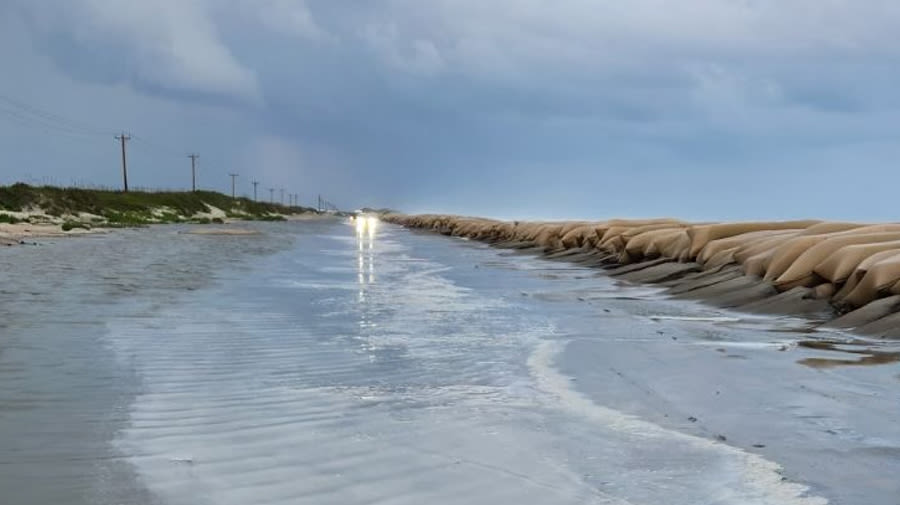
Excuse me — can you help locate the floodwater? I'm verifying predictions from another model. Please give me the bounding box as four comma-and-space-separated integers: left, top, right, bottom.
0, 219, 898, 505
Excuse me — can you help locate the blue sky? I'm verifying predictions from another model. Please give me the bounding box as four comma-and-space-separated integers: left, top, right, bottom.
1, 1, 899, 220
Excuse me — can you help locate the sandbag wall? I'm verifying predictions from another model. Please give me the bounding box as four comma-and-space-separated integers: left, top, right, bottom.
382, 214, 900, 337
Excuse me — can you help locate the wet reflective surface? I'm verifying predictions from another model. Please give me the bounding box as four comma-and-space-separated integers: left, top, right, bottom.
1, 220, 898, 504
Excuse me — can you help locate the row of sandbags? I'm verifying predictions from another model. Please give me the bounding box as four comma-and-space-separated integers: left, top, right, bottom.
382, 214, 900, 311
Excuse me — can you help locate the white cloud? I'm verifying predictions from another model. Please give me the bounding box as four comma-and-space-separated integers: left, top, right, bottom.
355, 0, 900, 79
22, 0, 261, 103
248, 0, 327, 41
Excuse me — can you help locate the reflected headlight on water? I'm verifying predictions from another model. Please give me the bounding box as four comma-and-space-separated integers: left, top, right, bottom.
353, 215, 379, 236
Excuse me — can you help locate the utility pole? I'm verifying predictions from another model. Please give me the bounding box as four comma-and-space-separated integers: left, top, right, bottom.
268, 188, 275, 203
228, 173, 238, 199
280, 188, 285, 206
115, 132, 131, 192
252, 180, 259, 201
318, 194, 322, 212
188, 154, 199, 191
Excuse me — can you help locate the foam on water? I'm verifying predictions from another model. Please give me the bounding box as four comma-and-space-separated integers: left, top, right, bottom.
102, 223, 829, 505
528, 340, 827, 505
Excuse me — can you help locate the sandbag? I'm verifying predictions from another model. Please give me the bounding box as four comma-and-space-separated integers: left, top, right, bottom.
813, 240, 900, 283
687, 221, 819, 258
532, 224, 567, 249
659, 231, 692, 260
774, 232, 900, 289
697, 230, 796, 264
704, 247, 739, 269
797, 222, 867, 235
620, 223, 686, 240
625, 229, 687, 259
762, 236, 834, 281
732, 231, 802, 264
832, 250, 900, 302
841, 254, 900, 307
560, 225, 599, 249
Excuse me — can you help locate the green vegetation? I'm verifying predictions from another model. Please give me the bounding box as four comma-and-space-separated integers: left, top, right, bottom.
0, 183, 318, 230
0, 213, 24, 224
61, 221, 91, 232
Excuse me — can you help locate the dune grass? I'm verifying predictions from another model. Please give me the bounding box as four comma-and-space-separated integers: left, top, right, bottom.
0, 183, 314, 226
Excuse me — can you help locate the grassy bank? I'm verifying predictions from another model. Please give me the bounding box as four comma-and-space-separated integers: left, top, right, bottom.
0, 183, 319, 228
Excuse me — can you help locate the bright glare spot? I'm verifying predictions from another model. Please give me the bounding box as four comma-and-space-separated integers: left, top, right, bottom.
354, 215, 379, 236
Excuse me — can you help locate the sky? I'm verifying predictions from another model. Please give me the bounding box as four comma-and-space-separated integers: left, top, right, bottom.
1, 1, 899, 220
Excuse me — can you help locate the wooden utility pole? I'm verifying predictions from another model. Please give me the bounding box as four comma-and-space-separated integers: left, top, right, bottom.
280, 188, 285, 206
188, 154, 199, 191
252, 180, 259, 201
268, 188, 275, 203
228, 173, 238, 199
115, 132, 131, 192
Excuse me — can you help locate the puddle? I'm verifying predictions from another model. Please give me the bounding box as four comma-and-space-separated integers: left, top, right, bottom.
797, 340, 900, 369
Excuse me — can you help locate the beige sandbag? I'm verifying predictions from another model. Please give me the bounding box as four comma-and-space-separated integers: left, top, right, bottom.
560, 225, 599, 249
687, 221, 819, 258
620, 223, 686, 240
697, 230, 796, 264
558, 221, 591, 237
584, 224, 610, 248
763, 235, 838, 281
812, 283, 836, 300
742, 250, 775, 277
827, 223, 900, 235
841, 254, 900, 307
599, 227, 636, 253
659, 230, 692, 259
705, 247, 739, 269
732, 231, 802, 264
813, 240, 900, 283
599, 226, 630, 246
797, 222, 867, 235
599, 236, 626, 254
775, 232, 900, 288
533, 224, 566, 249
606, 218, 683, 227
624, 229, 686, 258
833, 250, 900, 302
515, 222, 547, 241
733, 233, 802, 276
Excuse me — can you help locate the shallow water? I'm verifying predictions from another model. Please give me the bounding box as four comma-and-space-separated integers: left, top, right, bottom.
1, 220, 897, 504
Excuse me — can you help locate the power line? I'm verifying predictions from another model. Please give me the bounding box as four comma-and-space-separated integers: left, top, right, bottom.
0, 94, 116, 136
130, 135, 186, 158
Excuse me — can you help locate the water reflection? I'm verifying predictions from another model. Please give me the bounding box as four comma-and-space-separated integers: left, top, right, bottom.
797, 340, 900, 369
353, 216, 378, 298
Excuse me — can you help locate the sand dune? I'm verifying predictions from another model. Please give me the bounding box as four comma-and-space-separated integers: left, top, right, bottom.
384, 214, 900, 337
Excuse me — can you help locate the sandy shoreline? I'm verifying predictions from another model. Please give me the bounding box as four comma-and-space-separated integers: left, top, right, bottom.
383, 214, 900, 338
1, 213, 338, 245
0, 222, 102, 246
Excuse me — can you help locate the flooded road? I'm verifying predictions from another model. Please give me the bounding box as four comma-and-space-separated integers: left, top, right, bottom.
1, 220, 897, 504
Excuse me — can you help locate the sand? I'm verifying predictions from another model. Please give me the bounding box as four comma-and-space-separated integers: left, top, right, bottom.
0, 222, 102, 246
383, 214, 900, 338
183, 227, 261, 236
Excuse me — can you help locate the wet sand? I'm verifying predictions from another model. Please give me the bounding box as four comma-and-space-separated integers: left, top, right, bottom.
384, 215, 900, 339
1, 220, 897, 504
